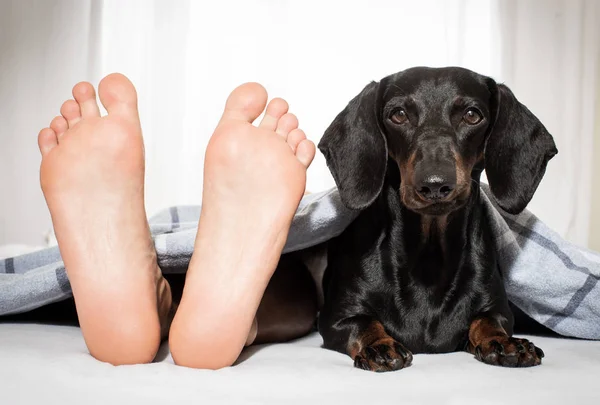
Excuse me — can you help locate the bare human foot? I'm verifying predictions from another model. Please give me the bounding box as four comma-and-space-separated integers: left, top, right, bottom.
37, 74, 172, 365
169, 83, 316, 369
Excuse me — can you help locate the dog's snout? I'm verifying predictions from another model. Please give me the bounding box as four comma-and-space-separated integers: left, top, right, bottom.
415, 174, 456, 201
410, 134, 458, 203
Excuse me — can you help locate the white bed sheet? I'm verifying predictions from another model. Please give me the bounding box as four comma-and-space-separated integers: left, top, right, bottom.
1, 323, 599, 405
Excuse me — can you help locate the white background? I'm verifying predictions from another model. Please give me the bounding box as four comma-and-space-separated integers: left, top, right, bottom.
0, 0, 598, 248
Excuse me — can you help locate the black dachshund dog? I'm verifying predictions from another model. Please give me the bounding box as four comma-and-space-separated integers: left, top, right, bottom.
315, 66, 557, 372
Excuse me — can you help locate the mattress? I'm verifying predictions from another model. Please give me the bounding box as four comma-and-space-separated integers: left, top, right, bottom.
1, 322, 599, 405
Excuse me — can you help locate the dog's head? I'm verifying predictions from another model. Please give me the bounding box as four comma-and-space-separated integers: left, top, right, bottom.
319, 67, 558, 215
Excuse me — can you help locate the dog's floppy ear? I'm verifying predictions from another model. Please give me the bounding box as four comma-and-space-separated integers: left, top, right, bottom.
318, 81, 387, 210
484, 82, 558, 214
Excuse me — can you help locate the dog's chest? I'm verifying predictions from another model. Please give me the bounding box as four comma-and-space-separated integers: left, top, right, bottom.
376, 249, 476, 353
381, 283, 472, 353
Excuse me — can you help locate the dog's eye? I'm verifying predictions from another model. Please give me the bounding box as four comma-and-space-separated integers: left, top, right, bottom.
463, 109, 483, 125
390, 109, 408, 125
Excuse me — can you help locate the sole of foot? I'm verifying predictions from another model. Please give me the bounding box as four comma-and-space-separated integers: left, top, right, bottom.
169, 83, 315, 369
38, 73, 172, 365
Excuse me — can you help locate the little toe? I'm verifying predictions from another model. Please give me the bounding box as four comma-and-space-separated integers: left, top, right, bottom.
98, 73, 139, 122
259, 98, 289, 130
50, 116, 68, 138
38, 128, 58, 156
287, 128, 306, 152
220, 82, 268, 124
72, 82, 101, 119
60, 99, 82, 127
275, 113, 298, 139
295, 139, 316, 168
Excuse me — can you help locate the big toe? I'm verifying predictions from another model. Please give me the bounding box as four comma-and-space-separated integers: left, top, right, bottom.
220, 82, 268, 124
98, 73, 139, 121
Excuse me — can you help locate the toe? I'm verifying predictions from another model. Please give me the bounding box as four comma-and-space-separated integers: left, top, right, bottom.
275, 113, 298, 139
98, 73, 139, 121
38, 128, 58, 156
259, 98, 289, 130
295, 139, 316, 168
60, 99, 81, 127
220, 82, 268, 124
72, 81, 101, 119
354, 355, 370, 370
287, 128, 306, 152
50, 116, 68, 138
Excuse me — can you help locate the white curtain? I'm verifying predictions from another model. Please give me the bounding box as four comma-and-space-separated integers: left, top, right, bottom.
0, 0, 598, 247
0, 0, 99, 247
495, 0, 599, 246
97, 0, 499, 215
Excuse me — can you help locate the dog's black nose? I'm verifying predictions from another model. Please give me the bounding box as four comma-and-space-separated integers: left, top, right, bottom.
416, 175, 455, 201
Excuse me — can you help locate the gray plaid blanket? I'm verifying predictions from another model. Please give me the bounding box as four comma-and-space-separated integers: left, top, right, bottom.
1, 186, 599, 340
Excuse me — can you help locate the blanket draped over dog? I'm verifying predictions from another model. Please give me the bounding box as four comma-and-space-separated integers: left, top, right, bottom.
1, 185, 599, 340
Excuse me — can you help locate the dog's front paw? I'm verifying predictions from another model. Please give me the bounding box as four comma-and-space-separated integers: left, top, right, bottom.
474, 336, 544, 367
354, 339, 413, 372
